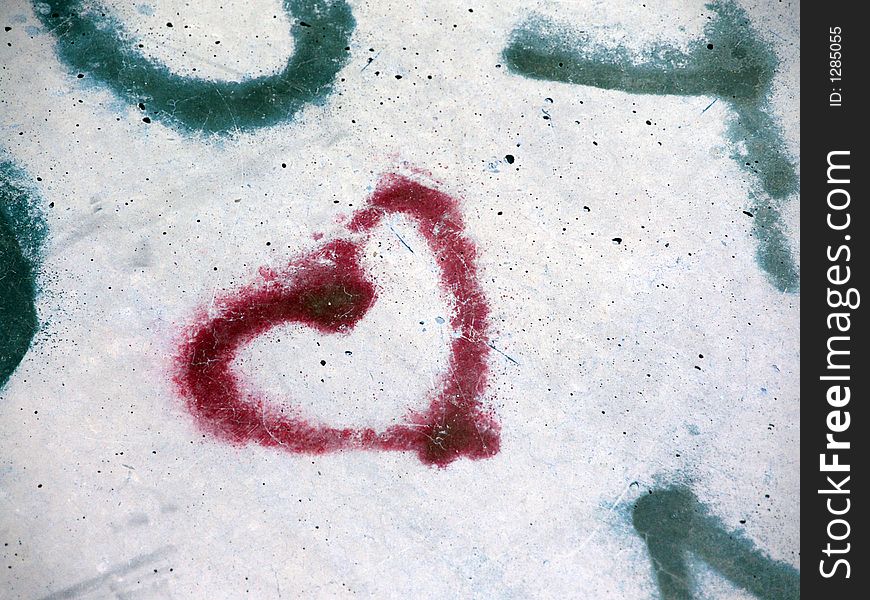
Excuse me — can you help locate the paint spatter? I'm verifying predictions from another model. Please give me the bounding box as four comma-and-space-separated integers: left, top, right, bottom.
33, 0, 354, 134
174, 175, 499, 467
632, 485, 799, 600
503, 0, 799, 292
1, 161, 47, 389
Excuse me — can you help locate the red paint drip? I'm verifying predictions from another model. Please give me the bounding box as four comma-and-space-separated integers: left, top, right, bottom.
174, 175, 499, 466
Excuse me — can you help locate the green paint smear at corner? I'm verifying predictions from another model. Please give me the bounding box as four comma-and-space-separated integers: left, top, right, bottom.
632, 485, 799, 600
1, 161, 47, 389
502, 0, 799, 292
33, 0, 355, 134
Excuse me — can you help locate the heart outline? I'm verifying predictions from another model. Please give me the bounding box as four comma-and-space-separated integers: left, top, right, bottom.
174, 174, 500, 467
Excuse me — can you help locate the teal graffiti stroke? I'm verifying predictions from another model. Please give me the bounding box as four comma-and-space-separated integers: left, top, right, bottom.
33, 0, 355, 134
502, 0, 799, 292
1, 161, 47, 389
632, 485, 800, 599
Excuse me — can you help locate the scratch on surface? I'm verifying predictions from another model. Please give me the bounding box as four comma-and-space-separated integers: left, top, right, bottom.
486, 342, 520, 366
360, 51, 381, 72
273, 567, 283, 599
555, 480, 639, 563
207, 196, 245, 313
701, 98, 718, 114
39, 546, 175, 600
387, 221, 415, 254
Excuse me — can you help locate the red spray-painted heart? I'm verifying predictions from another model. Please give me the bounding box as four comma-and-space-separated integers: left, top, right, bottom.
174, 174, 499, 466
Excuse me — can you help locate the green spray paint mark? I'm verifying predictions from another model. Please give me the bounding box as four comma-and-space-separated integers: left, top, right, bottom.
502, 0, 799, 292
632, 485, 799, 599
1, 161, 47, 389
33, 0, 355, 134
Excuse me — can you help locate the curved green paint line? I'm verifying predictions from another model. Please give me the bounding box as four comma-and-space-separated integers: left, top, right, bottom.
33, 0, 355, 134
1, 161, 47, 389
632, 485, 799, 600
502, 0, 799, 292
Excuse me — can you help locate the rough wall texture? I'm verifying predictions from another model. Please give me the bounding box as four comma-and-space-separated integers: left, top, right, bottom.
0, 1, 799, 598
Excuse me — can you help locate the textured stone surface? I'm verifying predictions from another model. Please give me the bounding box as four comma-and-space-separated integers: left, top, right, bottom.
0, 0, 799, 597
